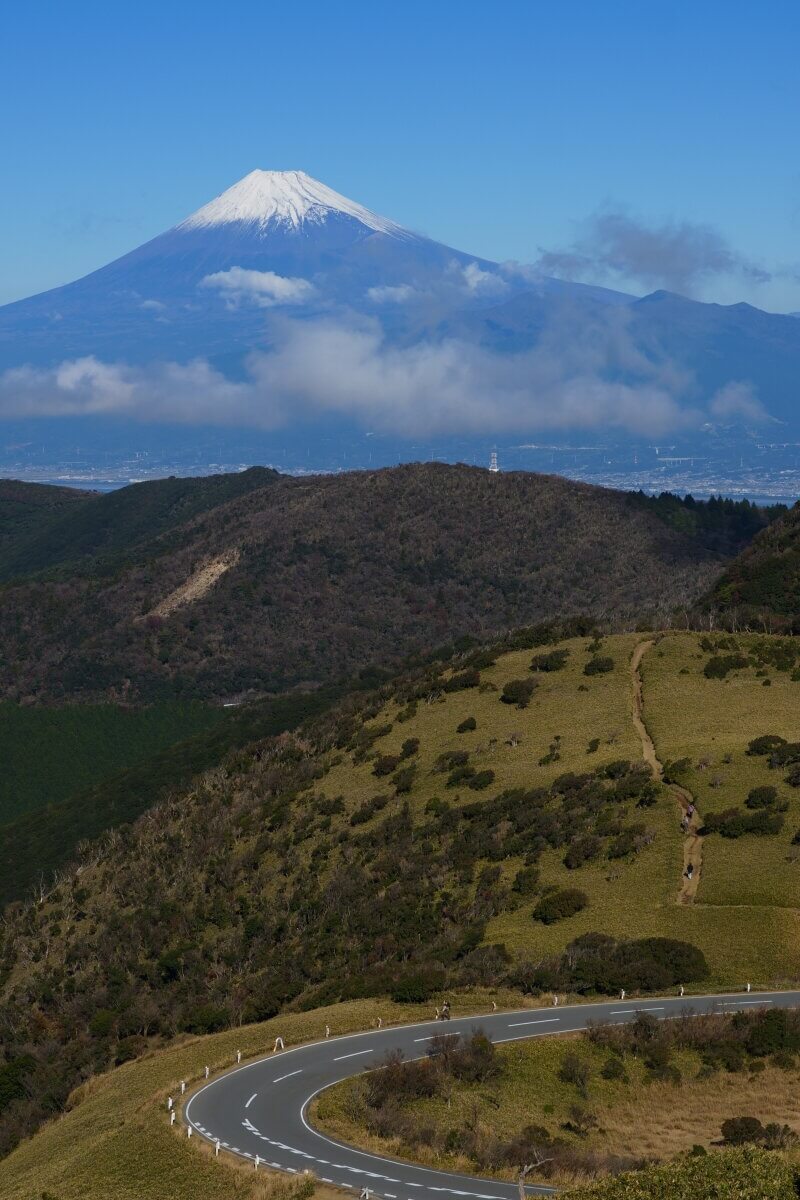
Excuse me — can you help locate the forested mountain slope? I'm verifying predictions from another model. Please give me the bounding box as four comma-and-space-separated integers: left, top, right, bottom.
0, 464, 765, 703
706, 501, 800, 630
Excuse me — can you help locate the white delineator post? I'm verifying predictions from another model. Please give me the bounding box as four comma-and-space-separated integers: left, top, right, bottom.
205, 1065, 210, 1078
181, 1080, 186, 1094
215, 1139, 221, 1157
237, 1049, 242, 1063
170, 1111, 176, 1126
255, 1155, 260, 1170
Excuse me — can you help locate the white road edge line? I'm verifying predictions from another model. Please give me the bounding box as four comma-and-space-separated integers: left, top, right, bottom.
507, 1019, 561, 1028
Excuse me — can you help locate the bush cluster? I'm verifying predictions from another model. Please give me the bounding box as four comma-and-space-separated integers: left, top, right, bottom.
512, 932, 708, 994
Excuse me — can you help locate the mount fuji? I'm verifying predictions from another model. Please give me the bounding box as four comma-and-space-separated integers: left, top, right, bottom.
1, 169, 800, 457
0, 170, 628, 372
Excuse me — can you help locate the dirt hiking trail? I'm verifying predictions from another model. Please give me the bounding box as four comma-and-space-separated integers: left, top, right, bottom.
631, 639, 703, 904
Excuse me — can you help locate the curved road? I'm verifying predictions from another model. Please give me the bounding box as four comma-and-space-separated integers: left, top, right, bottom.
184, 989, 800, 1198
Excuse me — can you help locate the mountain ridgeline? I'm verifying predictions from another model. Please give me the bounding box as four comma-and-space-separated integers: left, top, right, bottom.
0, 464, 779, 704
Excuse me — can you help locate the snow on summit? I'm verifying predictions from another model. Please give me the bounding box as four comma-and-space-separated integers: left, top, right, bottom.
178, 169, 409, 237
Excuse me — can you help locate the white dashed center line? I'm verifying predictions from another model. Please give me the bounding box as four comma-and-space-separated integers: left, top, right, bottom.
334, 1049, 374, 1061
273, 1069, 303, 1082
245, 1093, 258, 1108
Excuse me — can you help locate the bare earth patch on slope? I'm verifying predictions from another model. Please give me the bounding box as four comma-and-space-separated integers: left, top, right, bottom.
142, 549, 241, 619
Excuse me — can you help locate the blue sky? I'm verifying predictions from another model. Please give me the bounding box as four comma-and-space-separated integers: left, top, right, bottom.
2, 0, 799, 309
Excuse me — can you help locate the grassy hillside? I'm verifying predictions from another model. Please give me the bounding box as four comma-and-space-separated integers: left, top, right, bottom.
0, 700, 223, 825
3, 627, 800, 1160
0, 464, 753, 703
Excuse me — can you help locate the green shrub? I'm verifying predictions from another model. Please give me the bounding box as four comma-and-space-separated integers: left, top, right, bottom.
584, 656, 614, 676
564, 1146, 799, 1199
373, 754, 401, 777
746, 786, 779, 809
704, 653, 750, 678
400, 737, 420, 759
721, 1116, 766, 1145
746, 734, 787, 755
183, 1004, 229, 1034
512, 865, 540, 896
390, 970, 445, 1003
500, 678, 537, 708
88, 1009, 116, 1038
533, 887, 588, 924
601, 1055, 628, 1082
443, 669, 481, 692
530, 648, 570, 672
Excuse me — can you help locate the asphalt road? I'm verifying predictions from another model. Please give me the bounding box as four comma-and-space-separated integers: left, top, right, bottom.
184, 989, 800, 1198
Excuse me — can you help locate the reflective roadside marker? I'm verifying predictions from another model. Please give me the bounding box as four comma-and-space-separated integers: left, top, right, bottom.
181, 1080, 186, 1094
237, 1050, 242, 1063
170, 1111, 176, 1125
215, 1140, 220, 1157
187, 1127, 192, 1138
205, 1065, 210, 1078
255, 1155, 260, 1170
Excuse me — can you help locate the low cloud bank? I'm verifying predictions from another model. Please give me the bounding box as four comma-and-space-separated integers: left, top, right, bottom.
0, 310, 764, 437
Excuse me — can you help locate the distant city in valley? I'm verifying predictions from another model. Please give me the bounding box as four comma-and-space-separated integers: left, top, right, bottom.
3, 423, 798, 504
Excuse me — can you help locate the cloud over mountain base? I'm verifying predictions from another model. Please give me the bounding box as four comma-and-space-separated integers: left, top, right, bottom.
0, 313, 762, 438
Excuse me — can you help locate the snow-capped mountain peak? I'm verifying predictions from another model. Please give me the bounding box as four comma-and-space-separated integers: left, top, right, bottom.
177, 169, 409, 237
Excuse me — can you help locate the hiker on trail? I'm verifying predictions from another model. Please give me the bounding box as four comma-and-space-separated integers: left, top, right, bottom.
681, 816, 689, 833
685, 863, 694, 880
687, 804, 695, 818
273, 1036, 285, 1052
441, 1000, 451, 1021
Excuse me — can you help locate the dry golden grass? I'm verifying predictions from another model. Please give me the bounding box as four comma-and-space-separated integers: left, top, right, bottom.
317, 1031, 800, 1186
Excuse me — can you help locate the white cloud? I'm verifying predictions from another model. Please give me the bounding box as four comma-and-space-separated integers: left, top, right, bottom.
0, 311, 709, 438
140, 299, 166, 311
199, 266, 316, 308
366, 284, 419, 304
709, 381, 767, 423
459, 261, 510, 298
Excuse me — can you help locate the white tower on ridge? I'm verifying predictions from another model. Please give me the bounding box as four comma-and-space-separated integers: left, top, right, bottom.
489, 450, 499, 473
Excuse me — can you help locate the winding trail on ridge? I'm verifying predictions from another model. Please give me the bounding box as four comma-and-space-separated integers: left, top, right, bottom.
630, 639, 703, 904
